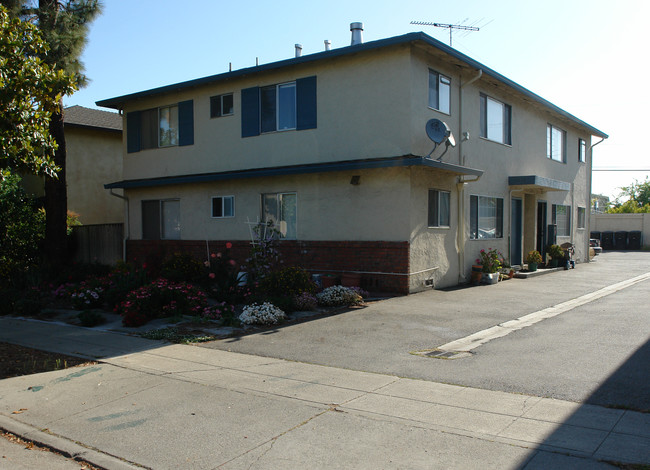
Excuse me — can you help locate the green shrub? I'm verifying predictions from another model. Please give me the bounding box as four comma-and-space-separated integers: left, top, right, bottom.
78, 310, 106, 327
160, 252, 206, 284
259, 266, 316, 298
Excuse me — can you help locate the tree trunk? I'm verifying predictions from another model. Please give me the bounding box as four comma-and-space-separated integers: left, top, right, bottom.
43, 99, 68, 267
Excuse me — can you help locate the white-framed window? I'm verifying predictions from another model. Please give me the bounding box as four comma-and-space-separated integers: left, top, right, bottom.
210, 93, 234, 118
428, 189, 450, 227
547, 124, 566, 162
552, 204, 571, 236
470, 195, 504, 240
261, 82, 296, 132
578, 138, 586, 163
577, 206, 586, 229
480, 94, 512, 145
142, 199, 180, 240
211, 196, 234, 218
158, 105, 179, 147
262, 192, 297, 239
428, 70, 451, 114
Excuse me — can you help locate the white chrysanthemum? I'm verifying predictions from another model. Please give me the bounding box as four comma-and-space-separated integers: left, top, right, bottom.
239, 302, 286, 325
316, 285, 363, 307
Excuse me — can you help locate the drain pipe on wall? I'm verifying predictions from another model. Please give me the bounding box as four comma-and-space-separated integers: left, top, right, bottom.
109, 189, 130, 262
456, 68, 483, 283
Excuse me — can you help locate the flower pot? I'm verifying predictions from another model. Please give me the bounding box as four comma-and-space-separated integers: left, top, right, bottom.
470, 270, 482, 285
482, 272, 499, 284
528, 262, 538, 272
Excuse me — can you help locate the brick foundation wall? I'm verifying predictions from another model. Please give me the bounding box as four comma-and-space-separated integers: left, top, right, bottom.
127, 239, 410, 294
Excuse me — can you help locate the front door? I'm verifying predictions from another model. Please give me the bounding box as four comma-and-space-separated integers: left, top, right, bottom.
511, 198, 523, 265
536, 201, 547, 258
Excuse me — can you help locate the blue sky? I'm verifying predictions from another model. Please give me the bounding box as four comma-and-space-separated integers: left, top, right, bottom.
66, 0, 650, 200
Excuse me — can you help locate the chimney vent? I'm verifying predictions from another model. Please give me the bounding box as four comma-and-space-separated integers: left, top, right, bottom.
324, 39, 331, 51
350, 22, 364, 45
295, 44, 303, 58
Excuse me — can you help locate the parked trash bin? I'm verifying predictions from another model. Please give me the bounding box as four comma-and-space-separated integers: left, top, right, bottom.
601, 231, 614, 250
590, 231, 601, 242
628, 231, 642, 250
615, 231, 628, 250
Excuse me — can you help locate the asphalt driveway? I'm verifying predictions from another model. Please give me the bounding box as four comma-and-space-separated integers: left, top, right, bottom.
201, 251, 650, 409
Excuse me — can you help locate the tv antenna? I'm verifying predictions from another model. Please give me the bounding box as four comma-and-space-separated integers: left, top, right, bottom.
410, 21, 479, 46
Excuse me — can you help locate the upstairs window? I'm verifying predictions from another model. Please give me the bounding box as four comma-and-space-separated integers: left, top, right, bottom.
552, 204, 571, 236
480, 94, 511, 145
470, 195, 503, 240
547, 124, 566, 162
127, 100, 194, 153
241, 76, 317, 137
261, 82, 296, 132
210, 93, 234, 118
428, 70, 451, 114
578, 138, 586, 163
428, 189, 450, 227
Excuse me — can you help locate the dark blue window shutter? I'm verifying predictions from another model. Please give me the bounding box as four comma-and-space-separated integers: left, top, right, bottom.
178, 100, 194, 146
126, 111, 141, 153
296, 76, 317, 130
241, 87, 260, 137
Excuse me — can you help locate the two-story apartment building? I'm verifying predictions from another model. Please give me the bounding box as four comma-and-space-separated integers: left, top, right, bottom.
98, 28, 606, 294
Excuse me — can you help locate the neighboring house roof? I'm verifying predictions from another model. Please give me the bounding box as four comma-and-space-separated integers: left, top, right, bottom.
96, 31, 607, 139
64, 105, 122, 133
104, 155, 483, 190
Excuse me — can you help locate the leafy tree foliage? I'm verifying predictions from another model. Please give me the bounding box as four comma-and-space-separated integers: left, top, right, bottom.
2, 0, 101, 266
0, 171, 45, 281
607, 178, 650, 213
0, 6, 75, 176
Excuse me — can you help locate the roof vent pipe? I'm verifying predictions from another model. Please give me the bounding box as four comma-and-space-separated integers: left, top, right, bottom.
295, 44, 302, 58
350, 22, 363, 45
324, 39, 331, 51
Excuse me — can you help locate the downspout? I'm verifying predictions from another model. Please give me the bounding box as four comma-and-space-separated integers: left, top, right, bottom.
456, 69, 483, 282
585, 135, 607, 260
109, 189, 129, 262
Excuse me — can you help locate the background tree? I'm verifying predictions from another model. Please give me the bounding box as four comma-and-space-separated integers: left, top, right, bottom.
2, 0, 101, 267
0, 5, 74, 175
607, 178, 650, 213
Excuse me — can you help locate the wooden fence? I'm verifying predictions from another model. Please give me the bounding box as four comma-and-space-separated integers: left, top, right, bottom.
71, 223, 123, 265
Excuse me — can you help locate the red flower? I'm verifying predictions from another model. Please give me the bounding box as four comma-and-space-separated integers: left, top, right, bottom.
226, 242, 233, 249
211, 253, 217, 258
209, 273, 216, 279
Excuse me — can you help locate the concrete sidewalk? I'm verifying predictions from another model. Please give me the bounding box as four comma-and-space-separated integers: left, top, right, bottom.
1, 318, 647, 469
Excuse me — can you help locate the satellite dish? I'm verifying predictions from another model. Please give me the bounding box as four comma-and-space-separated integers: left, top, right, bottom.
425, 119, 451, 144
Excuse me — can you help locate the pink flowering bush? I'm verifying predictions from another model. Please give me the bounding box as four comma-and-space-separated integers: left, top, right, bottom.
293, 292, 318, 311
116, 278, 208, 327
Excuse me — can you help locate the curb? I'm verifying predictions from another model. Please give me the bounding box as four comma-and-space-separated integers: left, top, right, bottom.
0, 414, 145, 470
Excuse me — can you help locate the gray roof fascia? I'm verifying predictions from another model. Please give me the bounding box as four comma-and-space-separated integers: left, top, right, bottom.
104, 155, 483, 190
96, 32, 607, 138
508, 175, 571, 191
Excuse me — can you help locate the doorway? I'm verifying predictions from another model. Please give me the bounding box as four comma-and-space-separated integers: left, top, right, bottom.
511, 198, 523, 265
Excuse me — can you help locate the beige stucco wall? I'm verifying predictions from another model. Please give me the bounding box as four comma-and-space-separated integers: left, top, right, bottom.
125, 167, 412, 242
590, 213, 650, 248
66, 126, 123, 225
120, 45, 415, 181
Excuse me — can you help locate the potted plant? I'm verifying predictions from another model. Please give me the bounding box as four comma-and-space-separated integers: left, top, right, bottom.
476, 248, 503, 284
547, 244, 564, 268
526, 250, 542, 272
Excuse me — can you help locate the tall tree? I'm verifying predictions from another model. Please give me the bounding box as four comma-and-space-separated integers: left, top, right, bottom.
0, 5, 75, 175
2, 0, 101, 267
607, 178, 650, 213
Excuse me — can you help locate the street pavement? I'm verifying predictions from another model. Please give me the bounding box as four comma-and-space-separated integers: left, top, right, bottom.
0, 251, 648, 468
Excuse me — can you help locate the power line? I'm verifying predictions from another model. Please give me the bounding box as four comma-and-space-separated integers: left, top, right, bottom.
592, 169, 650, 171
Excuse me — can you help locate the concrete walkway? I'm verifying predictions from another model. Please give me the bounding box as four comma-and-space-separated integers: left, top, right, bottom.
1, 318, 647, 469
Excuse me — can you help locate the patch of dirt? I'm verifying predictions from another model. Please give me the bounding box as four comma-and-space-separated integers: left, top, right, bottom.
0, 342, 95, 380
